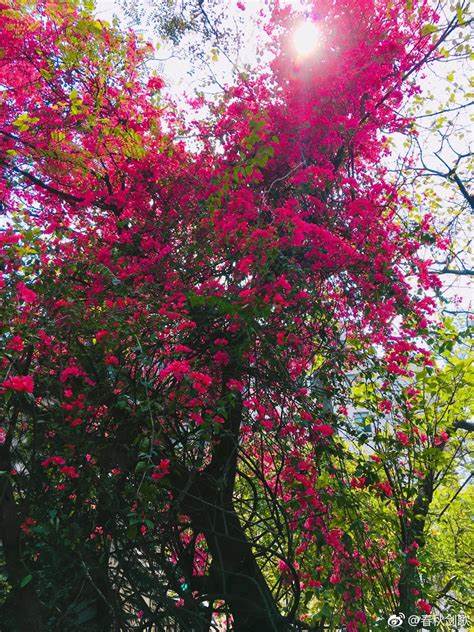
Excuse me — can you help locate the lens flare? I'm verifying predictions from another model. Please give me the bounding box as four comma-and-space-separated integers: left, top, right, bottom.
292, 20, 320, 58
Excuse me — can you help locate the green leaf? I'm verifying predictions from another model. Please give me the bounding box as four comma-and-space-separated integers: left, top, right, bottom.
12, 113, 40, 132
456, 4, 465, 25
135, 461, 148, 474
127, 524, 138, 539
421, 24, 438, 36
20, 574, 32, 588
319, 602, 333, 618
74, 603, 97, 625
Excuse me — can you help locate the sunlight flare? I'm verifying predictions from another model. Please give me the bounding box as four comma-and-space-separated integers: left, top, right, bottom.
292, 20, 320, 58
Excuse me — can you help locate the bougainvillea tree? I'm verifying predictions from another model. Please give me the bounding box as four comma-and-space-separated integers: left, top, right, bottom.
0, 0, 469, 630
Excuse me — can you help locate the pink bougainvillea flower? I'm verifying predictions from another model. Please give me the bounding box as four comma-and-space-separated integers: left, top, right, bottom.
105, 354, 120, 366
227, 379, 244, 392
16, 282, 37, 303
407, 557, 420, 567
60, 465, 80, 479
151, 459, 170, 480
213, 350, 230, 366
147, 76, 165, 91
417, 599, 431, 614
313, 423, 334, 437
60, 366, 84, 383
396, 430, 410, 446
41, 456, 66, 468
377, 481, 393, 497
7, 335, 24, 352
434, 430, 449, 446
1, 375, 34, 393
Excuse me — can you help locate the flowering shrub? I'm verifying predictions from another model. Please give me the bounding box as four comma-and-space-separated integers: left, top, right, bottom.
0, 1, 470, 630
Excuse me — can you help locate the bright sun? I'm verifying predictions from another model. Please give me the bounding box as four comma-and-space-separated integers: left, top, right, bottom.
292, 20, 320, 58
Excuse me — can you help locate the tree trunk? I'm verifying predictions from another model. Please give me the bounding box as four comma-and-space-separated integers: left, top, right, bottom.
0, 445, 43, 631
189, 482, 286, 632
398, 472, 434, 630
179, 391, 286, 631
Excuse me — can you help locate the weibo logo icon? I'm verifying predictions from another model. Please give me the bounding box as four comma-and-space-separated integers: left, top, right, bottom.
387, 613, 406, 627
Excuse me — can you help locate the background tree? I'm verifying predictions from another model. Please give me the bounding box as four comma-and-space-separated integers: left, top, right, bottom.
347, 322, 473, 628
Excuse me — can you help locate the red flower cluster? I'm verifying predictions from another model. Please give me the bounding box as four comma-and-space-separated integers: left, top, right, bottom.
1, 375, 34, 393
151, 459, 171, 481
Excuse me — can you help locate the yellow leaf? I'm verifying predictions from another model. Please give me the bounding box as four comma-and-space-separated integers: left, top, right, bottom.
421, 24, 438, 36
12, 113, 39, 132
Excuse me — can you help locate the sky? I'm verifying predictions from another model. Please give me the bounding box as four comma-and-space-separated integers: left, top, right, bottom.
94, 0, 268, 90
94, 0, 472, 313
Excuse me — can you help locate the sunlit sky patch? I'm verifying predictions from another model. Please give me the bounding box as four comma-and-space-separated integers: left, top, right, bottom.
94, 0, 472, 310
292, 20, 321, 58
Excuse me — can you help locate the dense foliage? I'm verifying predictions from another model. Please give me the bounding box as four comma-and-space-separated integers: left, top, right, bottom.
0, 1, 472, 630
